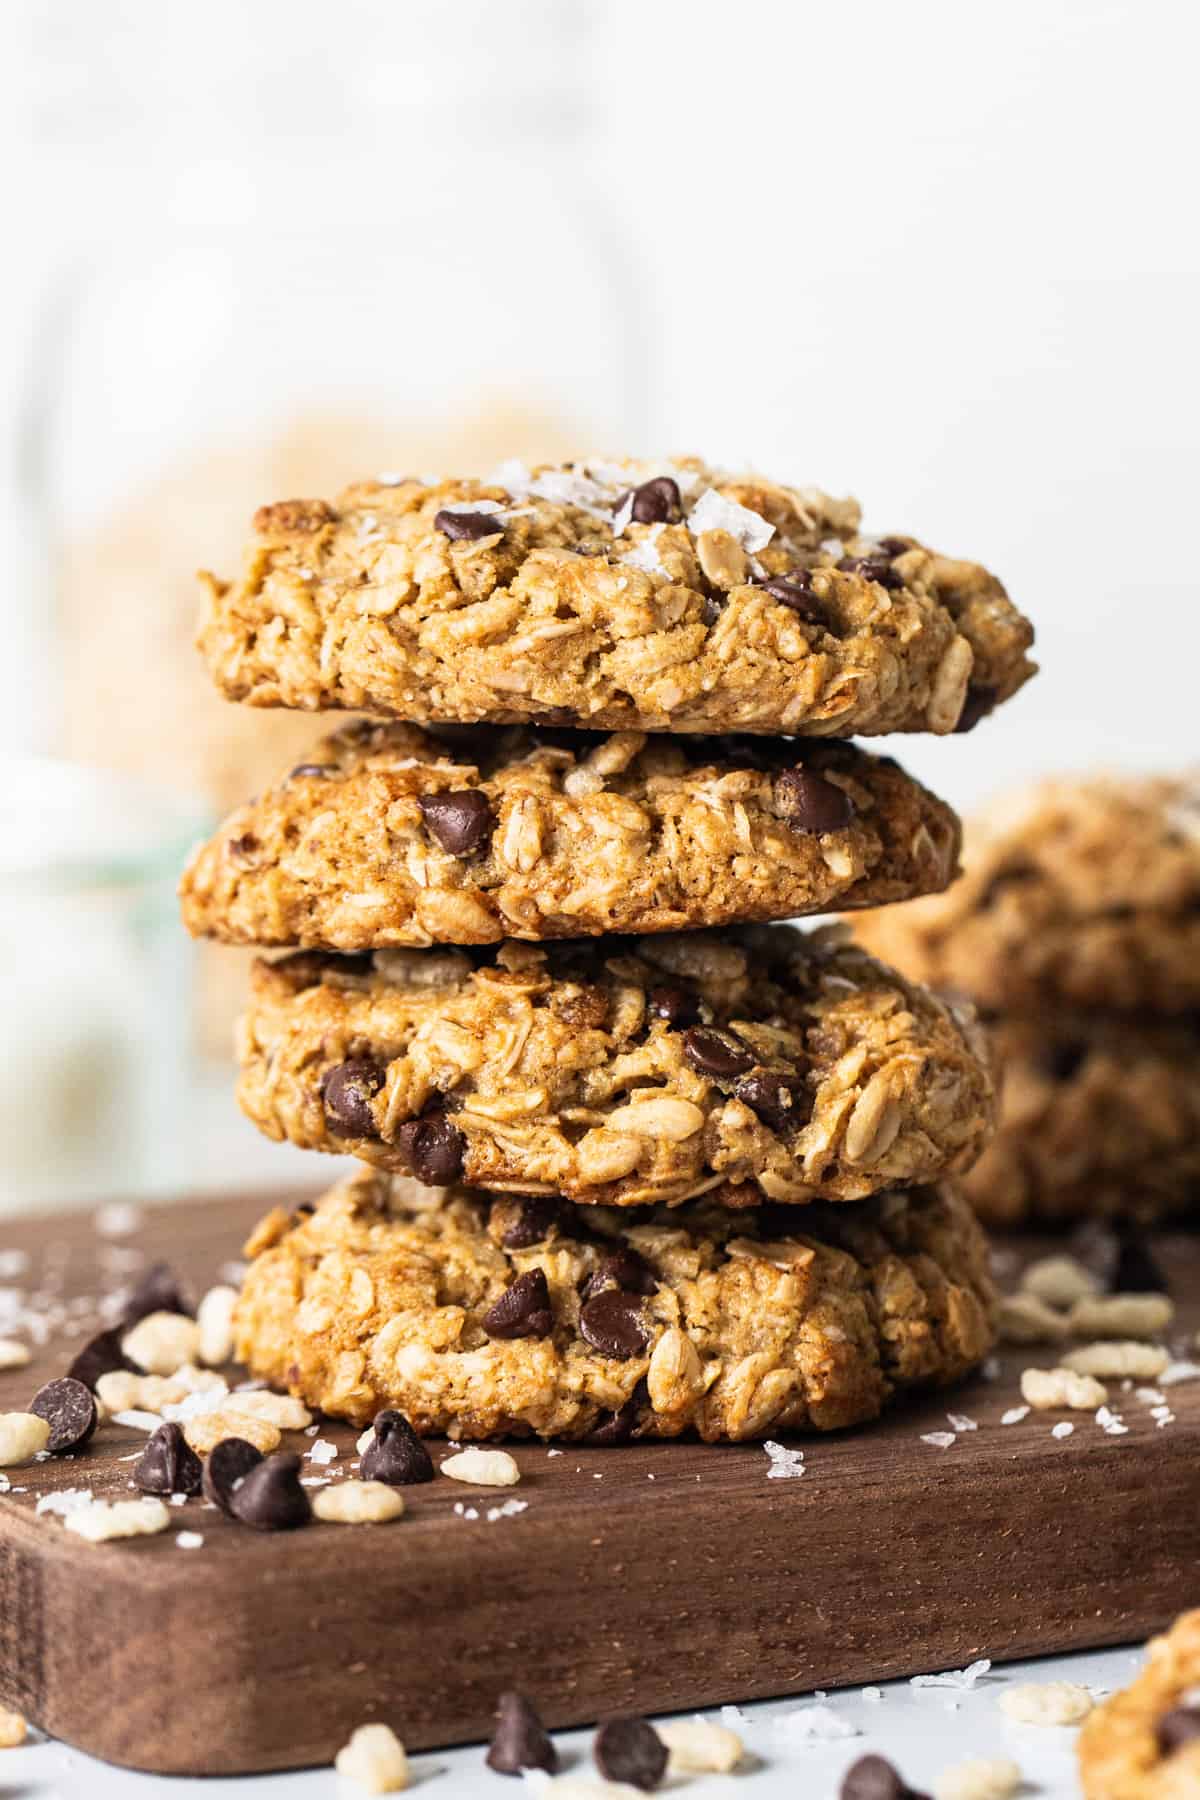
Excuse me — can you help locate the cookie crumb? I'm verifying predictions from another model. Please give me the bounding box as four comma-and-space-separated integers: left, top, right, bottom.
1020, 1254, 1099, 1309
998, 1680, 1092, 1725
121, 1311, 202, 1376
441, 1447, 520, 1488
998, 1293, 1069, 1344
1068, 1294, 1172, 1340
0, 1339, 30, 1371
183, 1410, 281, 1456
313, 1480, 405, 1525
935, 1755, 1021, 1800
196, 1285, 238, 1366
62, 1496, 171, 1543
0, 1412, 51, 1467
334, 1722, 408, 1792
1061, 1341, 1169, 1379
0, 1705, 27, 1748
1020, 1367, 1108, 1410
224, 1391, 312, 1431
658, 1716, 744, 1774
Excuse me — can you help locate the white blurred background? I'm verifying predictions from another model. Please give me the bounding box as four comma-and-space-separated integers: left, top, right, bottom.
1, 0, 1196, 1211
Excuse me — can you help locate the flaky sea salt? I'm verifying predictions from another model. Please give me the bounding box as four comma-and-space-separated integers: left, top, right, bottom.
1051, 1422, 1075, 1439
94, 1203, 141, 1237
687, 488, 775, 553
308, 1439, 338, 1466
912, 1659, 991, 1691
175, 1531, 203, 1550
762, 1441, 805, 1479
486, 1499, 528, 1522
1160, 1361, 1200, 1387
947, 1413, 978, 1432
773, 1704, 858, 1743
1095, 1406, 1129, 1436
921, 1431, 957, 1449
1001, 1407, 1030, 1425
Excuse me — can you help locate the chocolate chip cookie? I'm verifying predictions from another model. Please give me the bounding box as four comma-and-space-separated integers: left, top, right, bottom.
964, 1011, 1200, 1227
179, 719, 961, 951
233, 1168, 996, 1440
1078, 1608, 1200, 1797
235, 925, 996, 1208
854, 776, 1200, 1016
198, 456, 1035, 738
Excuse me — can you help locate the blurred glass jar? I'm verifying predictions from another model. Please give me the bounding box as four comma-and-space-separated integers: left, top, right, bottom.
0, 762, 208, 1214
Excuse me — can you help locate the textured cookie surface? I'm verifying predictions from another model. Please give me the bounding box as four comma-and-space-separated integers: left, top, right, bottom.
236, 926, 996, 1208
233, 1169, 996, 1441
180, 719, 961, 950
1078, 1608, 1200, 1798
964, 1012, 1200, 1228
854, 775, 1200, 1015
199, 455, 1034, 737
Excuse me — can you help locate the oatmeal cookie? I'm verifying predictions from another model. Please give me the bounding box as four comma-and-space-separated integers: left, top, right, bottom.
964, 1012, 1200, 1228
854, 776, 1200, 1016
179, 719, 961, 951
1079, 1609, 1200, 1798
198, 456, 1035, 737
233, 1169, 995, 1440
235, 926, 996, 1208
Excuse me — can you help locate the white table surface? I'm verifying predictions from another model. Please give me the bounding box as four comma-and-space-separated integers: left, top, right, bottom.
3, 1641, 1142, 1797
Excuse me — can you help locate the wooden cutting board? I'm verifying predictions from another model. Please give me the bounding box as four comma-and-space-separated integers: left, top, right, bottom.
1, 1189, 1198, 1776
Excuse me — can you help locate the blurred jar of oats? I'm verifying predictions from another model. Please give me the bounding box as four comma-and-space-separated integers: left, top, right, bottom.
23, 0, 648, 1066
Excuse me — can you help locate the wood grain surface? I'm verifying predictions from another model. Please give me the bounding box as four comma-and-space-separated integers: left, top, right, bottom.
0, 1190, 1197, 1776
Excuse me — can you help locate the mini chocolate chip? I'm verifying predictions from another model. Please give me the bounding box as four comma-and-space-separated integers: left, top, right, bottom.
837, 553, 904, 590
682, 1025, 754, 1079
841, 1754, 929, 1800
320, 1059, 386, 1138
396, 1113, 466, 1187
594, 1717, 667, 1791
486, 1691, 559, 1776
288, 762, 337, 779
67, 1327, 143, 1392
1112, 1232, 1168, 1296
227, 832, 260, 861
774, 768, 855, 834
647, 985, 700, 1028
579, 1291, 648, 1360
582, 1249, 658, 1301
627, 477, 681, 525
482, 1269, 555, 1340
499, 1195, 564, 1249
434, 508, 504, 541
418, 789, 495, 857
202, 1437, 264, 1514
133, 1421, 202, 1496
229, 1452, 312, 1532
29, 1377, 97, 1454
876, 536, 910, 556
733, 1070, 810, 1135
953, 684, 998, 734
1159, 1705, 1200, 1752
586, 1379, 648, 1445
757, 571, 826, 623
1042, 1041, 1087, 1083
122, 1260, 192, 1327
360, 1409, 436, 1486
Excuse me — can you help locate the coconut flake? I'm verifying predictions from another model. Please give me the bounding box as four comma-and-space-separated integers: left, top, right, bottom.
36, 1487, 95, 1517
610, 491, 635, 536
686, 488, 775, 554
762, 1440, 806, 1480
621, 526, 668, 577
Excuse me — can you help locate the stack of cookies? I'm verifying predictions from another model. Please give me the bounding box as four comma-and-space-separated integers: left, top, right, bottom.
856, 775, 1200, 1230
181, 455, 1036, 1443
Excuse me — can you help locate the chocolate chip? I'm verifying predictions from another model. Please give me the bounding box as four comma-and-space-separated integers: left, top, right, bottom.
841, 1754, 929, 1800
626, 477, 681, 525
593, 1717, 667, 1791
757, 571, 826, 623
486, 1691, 559, 1776
396, 1113, 466, 1186
29, 1377, 97, 1454
586, 1379, 648, 1445
733, 1070, 810, 1135
837, 553, 904, 590
360, 1409, 435, 1486
482, 1269, 555, 1340
418, 789, 495, 856
288, 762, 337, 779
67, 1327, 143, 1392
582, 1249, 658, 1301
774, 768, 855, 834
202, 1437, 264, 1514
228, 1452, 312, 1531
499, 1195, 564, 1249
133, 1421, 202, 1496
1042, 1040, 1087, 1083
1159, 1705, 1200, 1752
227, 832, 260, 863
434, 508, 504, 541
681, 1025, 754, 1079
1112, 1232, 1168, 1296
320, 1059, 386, 1138
579, 1291, 648, 1360
876, 536, 910, 556
122, 1260, 192, 1327
647, 985, 700, 1028
953, 684, 998, 734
